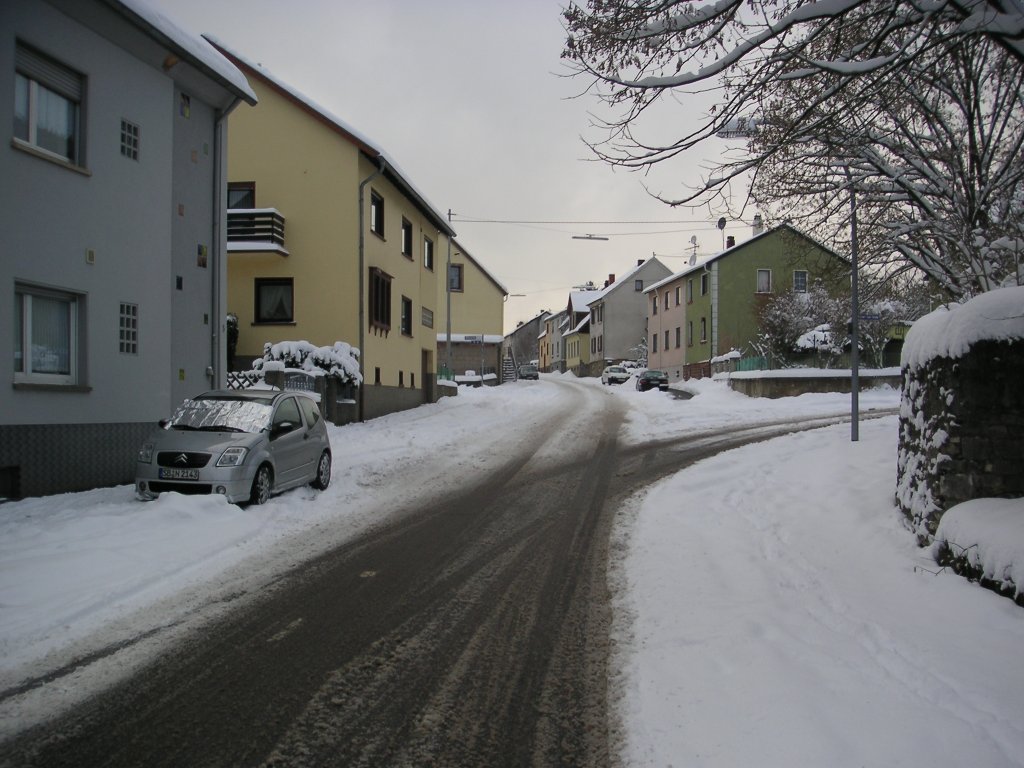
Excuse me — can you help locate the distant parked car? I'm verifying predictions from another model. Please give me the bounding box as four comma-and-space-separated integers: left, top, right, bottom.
636, 370, 669, 392
135, 389, 332, 505
601, 365, 630, 385
518, 364, 539, 380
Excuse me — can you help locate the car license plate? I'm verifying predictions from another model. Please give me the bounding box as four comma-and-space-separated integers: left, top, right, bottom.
159, 468, 200, 480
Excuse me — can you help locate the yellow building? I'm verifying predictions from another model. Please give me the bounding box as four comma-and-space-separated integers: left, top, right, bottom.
214, 41, 465, 420
438, 239, 508, 380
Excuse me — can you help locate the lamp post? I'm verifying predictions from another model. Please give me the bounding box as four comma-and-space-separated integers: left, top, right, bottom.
844, 165, 860, 442
446, 209, 453, 380
717, 115, 860, 441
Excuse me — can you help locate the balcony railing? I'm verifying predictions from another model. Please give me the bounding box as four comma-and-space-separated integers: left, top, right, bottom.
227, 208, 287, 254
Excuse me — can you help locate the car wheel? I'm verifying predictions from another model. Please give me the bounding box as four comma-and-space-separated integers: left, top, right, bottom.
250, 464, 273, 505
311, 450, 331, 490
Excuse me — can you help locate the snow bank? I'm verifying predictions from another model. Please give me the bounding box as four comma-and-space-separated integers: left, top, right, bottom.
901, 286, 1024, 372
934, 497, 1024, 600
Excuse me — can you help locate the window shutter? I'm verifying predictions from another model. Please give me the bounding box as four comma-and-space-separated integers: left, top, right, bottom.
16, 43, 82, 101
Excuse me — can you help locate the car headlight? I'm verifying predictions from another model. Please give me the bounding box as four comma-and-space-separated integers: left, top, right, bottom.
138, 443, 154, 463
217, 446, 249, 467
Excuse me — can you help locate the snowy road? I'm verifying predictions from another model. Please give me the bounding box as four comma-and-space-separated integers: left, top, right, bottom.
0, 377, 887, 767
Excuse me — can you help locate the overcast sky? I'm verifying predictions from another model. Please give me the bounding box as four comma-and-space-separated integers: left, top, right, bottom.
154, 0, 755, 332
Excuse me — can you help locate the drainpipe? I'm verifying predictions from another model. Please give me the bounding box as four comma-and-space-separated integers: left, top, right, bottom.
358, 156, 386, 422
211, 96, 243, 389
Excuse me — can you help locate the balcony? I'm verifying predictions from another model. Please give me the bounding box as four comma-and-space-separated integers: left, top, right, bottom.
227, 208, 288, 256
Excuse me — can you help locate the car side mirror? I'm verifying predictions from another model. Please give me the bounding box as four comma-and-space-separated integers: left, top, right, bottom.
271, 421, 295, 439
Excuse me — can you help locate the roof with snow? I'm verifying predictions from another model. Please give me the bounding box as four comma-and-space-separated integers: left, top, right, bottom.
206, 36, 453, 237
106, 0, 256, 104
645, 224, 843, 293
568, 290, 600, 314
452, 240, 508, 295
587, 257, 666, 305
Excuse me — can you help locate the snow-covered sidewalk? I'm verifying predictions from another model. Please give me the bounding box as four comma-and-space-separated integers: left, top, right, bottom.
614, 414, 1024, 767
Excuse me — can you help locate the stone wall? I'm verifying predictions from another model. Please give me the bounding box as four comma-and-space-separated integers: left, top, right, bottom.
896, 339, 1024, 543
723, 371, 901, 398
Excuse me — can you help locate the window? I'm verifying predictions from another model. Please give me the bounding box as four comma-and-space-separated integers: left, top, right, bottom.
369, 267, 392, 331
423, 236, 434, 270
687, 279, 693, 304
449, 263, 464, 292
687, 321, 693, 346
664, 291, 670, 310
700, 317, 707, 342
651, 296, 658, 315
228, 181, 255, 209
255, 278, 294, 323
675, 326, 681, 348
370, 190, 384, 237
299, 397, 321, 427
401, 296, 412, 336
120, 119, 139, 161
634, 279, 643, 292
701, 273, 709, 296
401, 218, 413, 257
675, 287, 681, 306
14, 43, 84, 164
652, 334, 658, 353
421, 306, 434, 328
664, 330, 670, 350
757, 269, 772, 293
119, 302, 138, 354
399, 371, 404, 387
272, 396, 301, 435
793, 270, 808, 293
14, 284, 80, 384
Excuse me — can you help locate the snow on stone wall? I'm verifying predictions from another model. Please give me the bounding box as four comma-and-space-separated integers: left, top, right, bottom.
896, 287, 1024, 543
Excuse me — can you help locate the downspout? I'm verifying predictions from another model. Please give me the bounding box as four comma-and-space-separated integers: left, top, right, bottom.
211, 96, 243, 389
358, 155, 386, 422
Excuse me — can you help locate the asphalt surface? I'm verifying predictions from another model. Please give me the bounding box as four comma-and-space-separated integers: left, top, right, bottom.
0, 381, 879, 767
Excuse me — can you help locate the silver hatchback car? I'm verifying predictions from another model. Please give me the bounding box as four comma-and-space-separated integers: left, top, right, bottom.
136, 388, 332, 505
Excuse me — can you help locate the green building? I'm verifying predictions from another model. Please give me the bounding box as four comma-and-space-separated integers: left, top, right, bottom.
646, 223, 848, 379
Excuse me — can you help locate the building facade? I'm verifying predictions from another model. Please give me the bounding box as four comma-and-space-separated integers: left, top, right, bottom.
588, 258, 671, 370
1, 0, 254, 497
646, 224, 848, 379
213, 41, 463, 421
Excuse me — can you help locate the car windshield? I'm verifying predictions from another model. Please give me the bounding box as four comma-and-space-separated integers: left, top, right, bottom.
167, 396, 275, 433
647, 371, 666, 377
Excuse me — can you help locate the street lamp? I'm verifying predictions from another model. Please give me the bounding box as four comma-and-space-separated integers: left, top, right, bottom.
843, 165, 860, 442
717, 115, 860, 441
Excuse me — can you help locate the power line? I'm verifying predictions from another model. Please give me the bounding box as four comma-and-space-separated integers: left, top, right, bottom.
452, 215, 749, 228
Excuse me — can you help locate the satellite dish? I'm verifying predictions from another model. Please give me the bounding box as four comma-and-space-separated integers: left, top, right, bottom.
689, 254, 696, 266
717, 217, 727, 230
690, 235, 697, 245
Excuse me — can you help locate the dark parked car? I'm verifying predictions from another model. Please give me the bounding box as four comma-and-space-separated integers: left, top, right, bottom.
136, 389, 332, 505
636, 370, 669, 392
518, 364, 539, 380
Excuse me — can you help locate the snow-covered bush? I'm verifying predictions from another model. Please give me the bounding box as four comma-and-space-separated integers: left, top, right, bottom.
253, 340, 362, 386
753, 282, 845, 366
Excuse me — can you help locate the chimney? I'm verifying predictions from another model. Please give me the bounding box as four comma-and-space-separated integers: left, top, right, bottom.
752, 214, 764, 235
605, 273, 615, 288
637, 258, 645, 266
726, 235, 735, 249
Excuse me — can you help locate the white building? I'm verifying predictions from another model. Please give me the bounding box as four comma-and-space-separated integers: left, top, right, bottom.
0, 0, 256, 497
